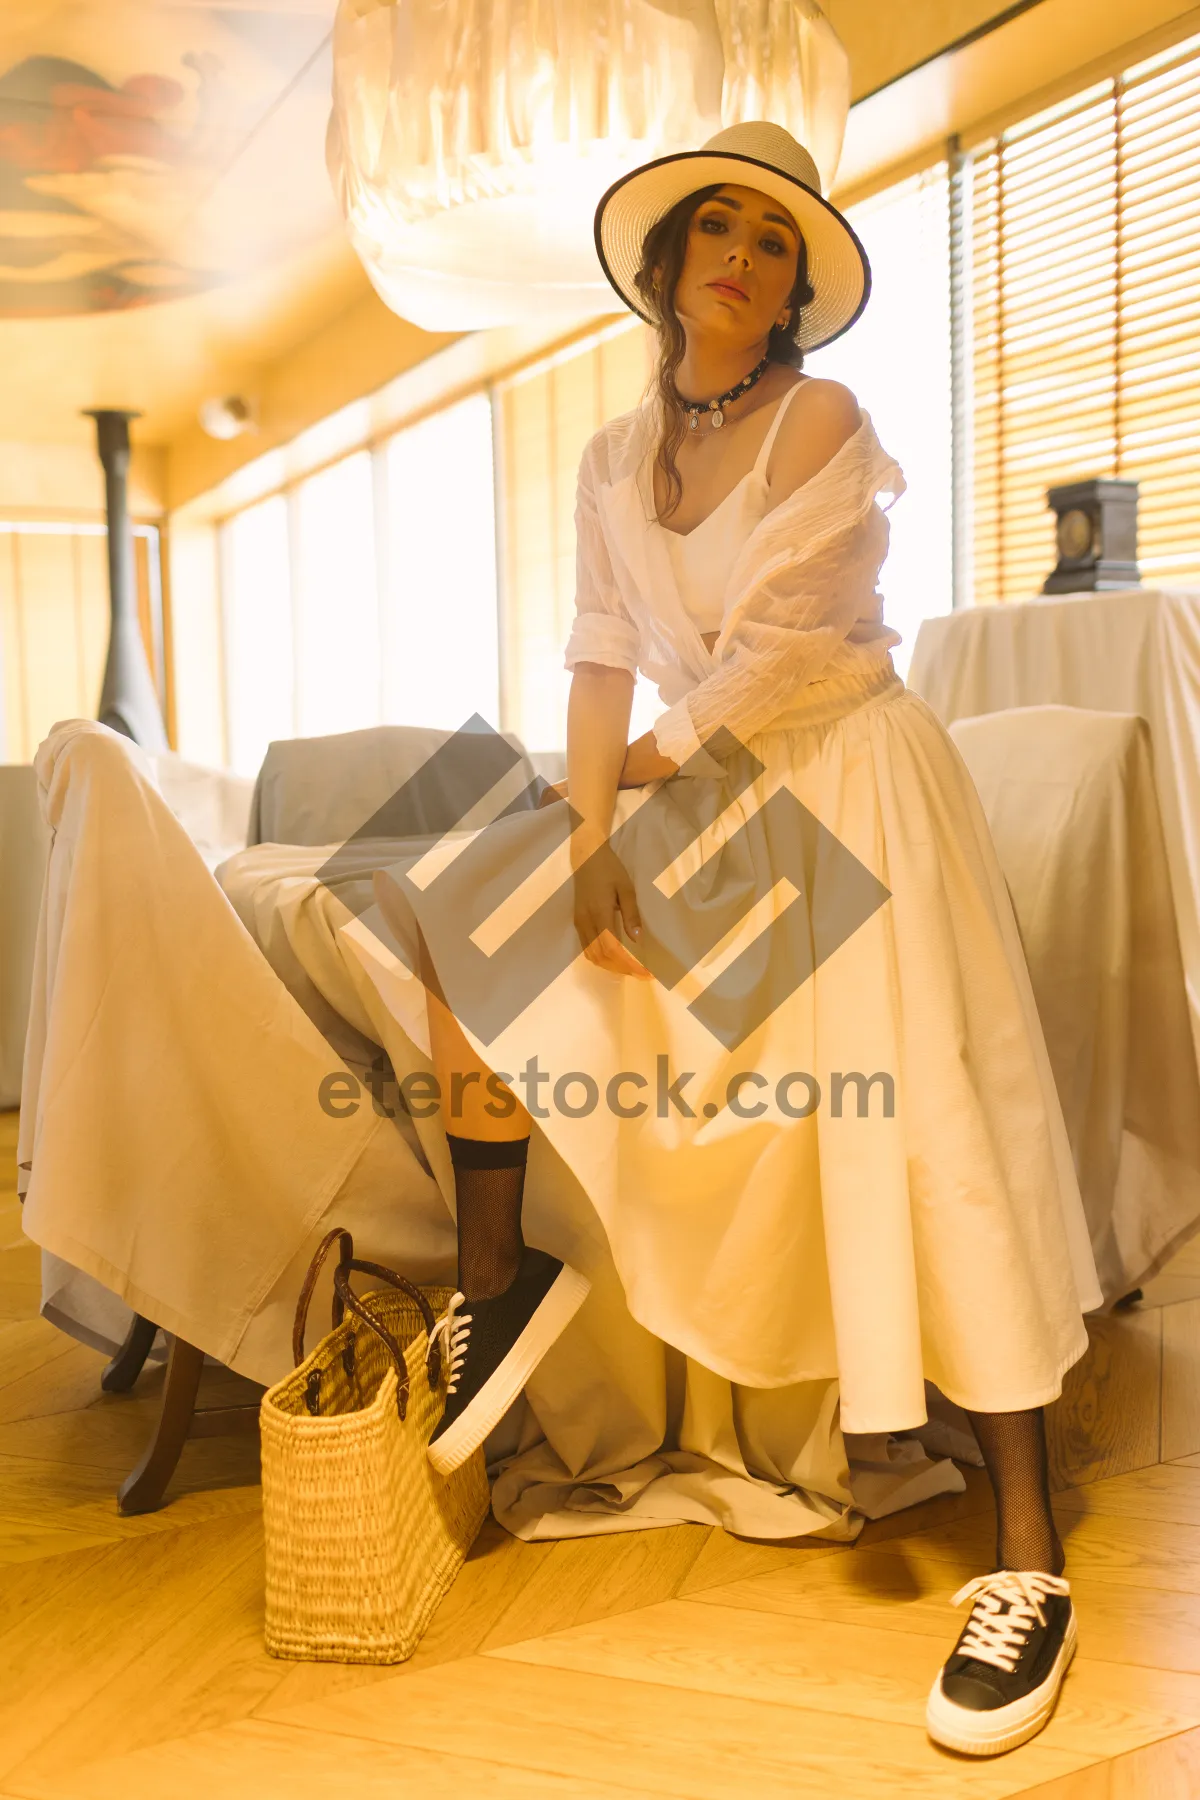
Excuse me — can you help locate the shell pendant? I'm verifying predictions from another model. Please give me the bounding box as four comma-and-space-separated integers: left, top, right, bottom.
711, 408, 725, 428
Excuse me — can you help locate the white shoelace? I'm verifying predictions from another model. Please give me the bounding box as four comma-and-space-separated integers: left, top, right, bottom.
429, 1293, 473, 1395
950, 1571, 1071, 1674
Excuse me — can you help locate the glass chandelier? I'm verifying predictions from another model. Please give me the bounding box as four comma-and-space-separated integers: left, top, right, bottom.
327, 0, 851, 331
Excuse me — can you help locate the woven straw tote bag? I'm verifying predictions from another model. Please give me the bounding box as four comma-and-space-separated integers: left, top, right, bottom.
261, 1228, 490, 1664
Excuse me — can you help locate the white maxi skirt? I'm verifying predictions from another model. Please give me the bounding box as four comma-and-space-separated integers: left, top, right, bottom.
336, 660, 1101, 1438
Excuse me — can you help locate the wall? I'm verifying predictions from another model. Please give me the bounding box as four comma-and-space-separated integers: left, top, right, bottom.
0, 442, 165, 524
164, 289, 458, 514
829, 0, 1031, 99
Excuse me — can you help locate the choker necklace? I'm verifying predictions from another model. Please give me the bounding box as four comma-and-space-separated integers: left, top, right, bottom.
678, 353, 771, 431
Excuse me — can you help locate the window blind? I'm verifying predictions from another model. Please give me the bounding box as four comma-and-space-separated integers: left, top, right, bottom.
967, 31, 1200, 604
493, 320, 654, 753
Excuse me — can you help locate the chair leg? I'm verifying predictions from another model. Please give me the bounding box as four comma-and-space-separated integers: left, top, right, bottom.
117, 1335, 204, 1516
100, 1312, 159, 1393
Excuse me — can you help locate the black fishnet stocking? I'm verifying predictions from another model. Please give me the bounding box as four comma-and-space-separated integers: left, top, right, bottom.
446, 1133, 529, 1301
966, 1406, 1065, 1576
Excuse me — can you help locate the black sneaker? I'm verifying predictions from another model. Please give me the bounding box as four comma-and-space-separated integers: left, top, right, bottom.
926, 1570, 1076, 1756
426, 1248, 590, 1477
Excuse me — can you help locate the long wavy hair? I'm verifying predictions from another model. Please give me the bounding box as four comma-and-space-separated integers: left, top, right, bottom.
633, 184, 816, 523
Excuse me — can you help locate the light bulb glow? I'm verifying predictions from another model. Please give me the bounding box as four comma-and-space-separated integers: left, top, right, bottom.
329, 0, 850, 331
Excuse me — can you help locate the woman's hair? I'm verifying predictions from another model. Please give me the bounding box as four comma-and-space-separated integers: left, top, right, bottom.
632, 184, 816, 522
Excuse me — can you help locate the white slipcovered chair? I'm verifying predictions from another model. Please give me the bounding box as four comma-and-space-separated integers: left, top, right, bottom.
949, 704, 1200, 1303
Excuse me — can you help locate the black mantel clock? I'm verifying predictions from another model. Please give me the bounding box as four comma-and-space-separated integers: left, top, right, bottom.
1043, 477, 1140, 593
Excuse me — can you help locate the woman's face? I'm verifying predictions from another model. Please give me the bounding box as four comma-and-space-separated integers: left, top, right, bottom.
669, 183, 801, 348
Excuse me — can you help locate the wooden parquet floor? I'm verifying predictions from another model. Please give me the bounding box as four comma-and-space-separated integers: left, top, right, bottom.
5, 1105, 1200, 1797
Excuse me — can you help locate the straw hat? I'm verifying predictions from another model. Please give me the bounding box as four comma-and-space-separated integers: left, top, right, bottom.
594, 121, 870, 353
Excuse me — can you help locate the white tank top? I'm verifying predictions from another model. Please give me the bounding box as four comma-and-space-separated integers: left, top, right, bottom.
656, 379, 807, 633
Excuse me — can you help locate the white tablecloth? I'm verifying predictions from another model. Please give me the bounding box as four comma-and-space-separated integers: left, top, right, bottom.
947, 705, 1200, 1302
910, 589, 1200, 1063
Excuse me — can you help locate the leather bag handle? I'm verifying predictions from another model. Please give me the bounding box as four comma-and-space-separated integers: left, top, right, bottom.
291, 1229, 444, 1417
332, 1264, 412, 1419
292, 1227, 353, 1366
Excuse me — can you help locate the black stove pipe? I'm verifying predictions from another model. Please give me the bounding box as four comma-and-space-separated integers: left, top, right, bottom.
85, 408, 167, 751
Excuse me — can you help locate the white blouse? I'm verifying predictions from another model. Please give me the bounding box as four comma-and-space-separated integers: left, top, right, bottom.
562, 398, 906, 767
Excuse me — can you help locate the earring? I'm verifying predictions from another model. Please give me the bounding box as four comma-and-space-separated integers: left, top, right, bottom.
776, 310, 791, 328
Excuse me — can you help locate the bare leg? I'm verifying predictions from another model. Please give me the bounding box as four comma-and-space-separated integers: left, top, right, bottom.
426, 987, 531, 1141
966, 1406, 1065, 1575
424, 954, 532, 1301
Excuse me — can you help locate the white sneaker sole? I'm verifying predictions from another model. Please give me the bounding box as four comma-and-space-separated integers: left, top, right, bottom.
427, 1264, 591, 1477
925, 1611, 1077, 1756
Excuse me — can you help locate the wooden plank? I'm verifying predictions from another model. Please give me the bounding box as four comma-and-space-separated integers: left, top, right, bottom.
869, 1505, 1200, 1596
677, 1527, 849, 1596
1140, 1270, 1200, 1309
491, 1596, 1200, 1758
0, 1238, 42, 1324
1158, 1233, 1200, 1279
5, 1534, 286, 1791
1054, 1463, 1200, 1528
2, 1720, 637, 1800
258, 1520, 711, 1715
0, 1324, 108, 1427
1162, 1299, 1200, 1462
691, 1547, 1200, 1673
857, 1463, 996, 1547
260, 1651, 1092, 1799
1016, 1721, 1200, 1797
1047, 1310, 1162, 1492
475, 1521, 709, 1653
0, 1514, 264, 1783
0, 1394, 261, 1489
0, 1449, 261, 1563
257, 1518, 561, 1713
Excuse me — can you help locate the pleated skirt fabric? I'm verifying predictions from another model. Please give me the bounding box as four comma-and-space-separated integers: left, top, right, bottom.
348, 661, 1101, 1435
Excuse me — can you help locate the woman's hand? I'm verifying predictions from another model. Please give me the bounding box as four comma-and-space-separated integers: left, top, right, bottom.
619, 730, 679, 787
572, 829, 652, 979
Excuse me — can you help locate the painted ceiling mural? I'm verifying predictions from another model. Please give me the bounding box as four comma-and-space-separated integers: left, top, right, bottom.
0, 2, 335, 319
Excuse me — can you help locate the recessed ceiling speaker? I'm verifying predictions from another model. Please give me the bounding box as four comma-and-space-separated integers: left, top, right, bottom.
199, 395, 256, 440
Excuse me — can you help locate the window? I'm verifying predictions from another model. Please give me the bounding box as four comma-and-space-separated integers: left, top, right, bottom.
967, 31, 1200, 603
293, 453, 380, 740
0, 522, 162, 764
810, 165, 954, 672
494, 321, 660, 753
380, 393, 499, 731
217, 395, 500, 774
220, 497, 292, 779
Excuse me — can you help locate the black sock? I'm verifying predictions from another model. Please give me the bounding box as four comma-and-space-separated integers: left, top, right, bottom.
445, 1133, 530, 1302
966, 1406, 1065, 1576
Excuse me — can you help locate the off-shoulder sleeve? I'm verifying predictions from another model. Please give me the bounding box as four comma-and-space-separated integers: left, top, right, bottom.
652, 423, 905, 766
563, 435, 641, 676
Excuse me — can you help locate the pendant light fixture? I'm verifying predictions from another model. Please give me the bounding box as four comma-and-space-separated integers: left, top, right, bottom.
327, 0, 850, 332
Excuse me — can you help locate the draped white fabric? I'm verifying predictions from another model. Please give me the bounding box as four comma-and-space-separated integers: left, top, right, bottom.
17, 721, 445, 1371
18, 717, 962, 1540
949, 705, 1200, 1304
909, 589, 1200, 1067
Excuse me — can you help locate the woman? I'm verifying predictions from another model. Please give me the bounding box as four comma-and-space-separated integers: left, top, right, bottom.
374, 121, 1101, 1758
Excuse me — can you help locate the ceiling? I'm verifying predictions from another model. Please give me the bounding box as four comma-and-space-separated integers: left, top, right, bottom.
0, 0, 1033, 454
0, 0, 385, 445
